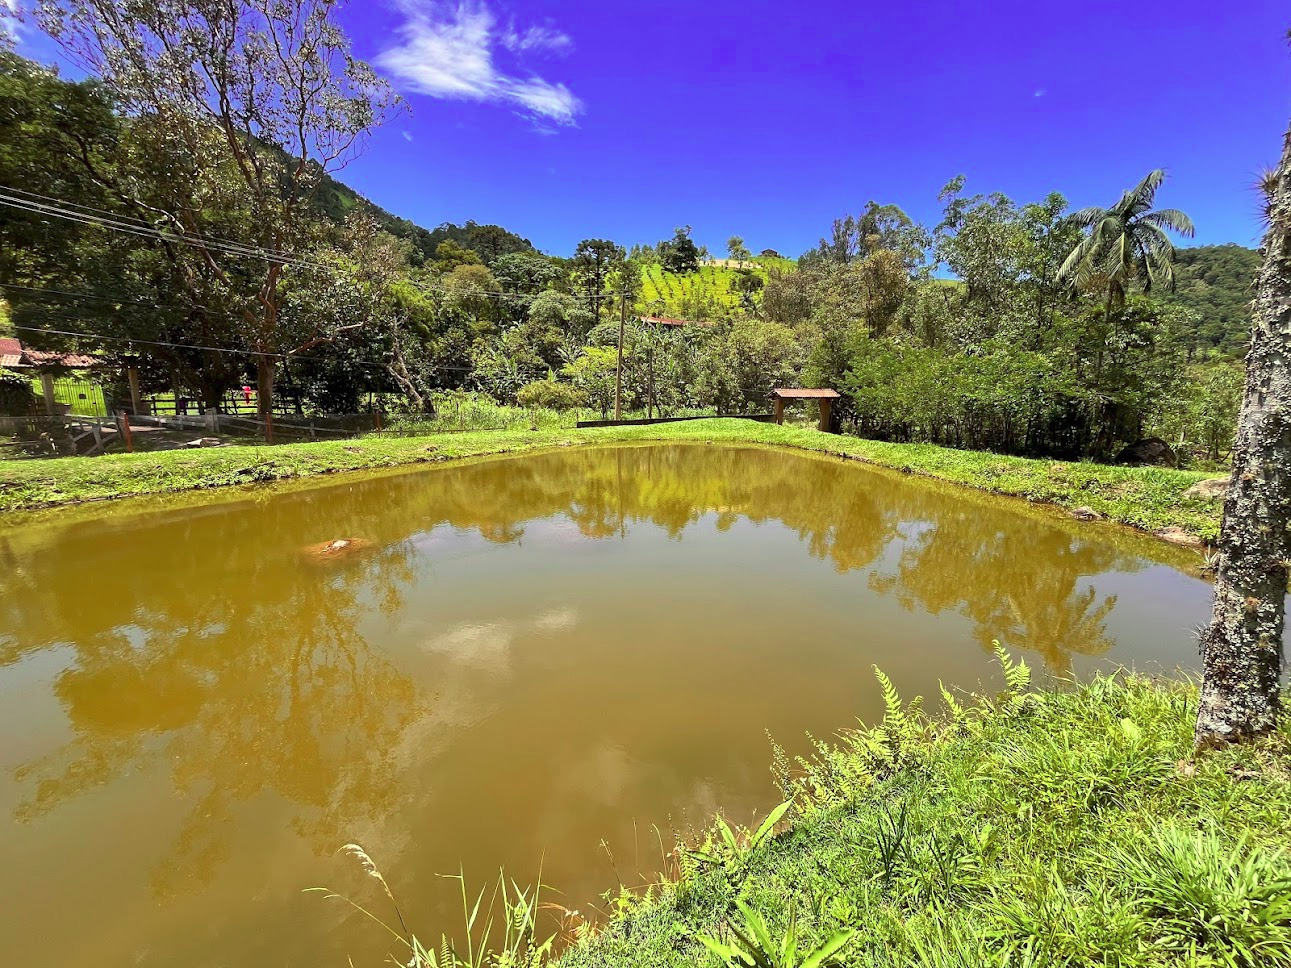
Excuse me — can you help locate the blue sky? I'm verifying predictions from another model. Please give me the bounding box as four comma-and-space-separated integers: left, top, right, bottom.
12, 1, 1291, 257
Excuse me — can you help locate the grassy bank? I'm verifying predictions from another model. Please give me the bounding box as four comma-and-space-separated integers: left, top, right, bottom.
0, 419, 1222, 540
555, 662, 1291, 968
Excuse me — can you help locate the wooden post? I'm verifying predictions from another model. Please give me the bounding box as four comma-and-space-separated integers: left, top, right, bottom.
374, 410, 383, 432
614, 296, 626, 421
117, 411, 133, 453
90, 420, 102, 453
773, 396, 785, 425
126, 366, 142, 414
40, 373, 56, 415
819, 398, 832, 433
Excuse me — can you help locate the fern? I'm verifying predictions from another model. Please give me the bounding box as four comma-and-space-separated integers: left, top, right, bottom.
939, 680, 965, 722
993, 641, 1033, 712
875, 665, 906, 732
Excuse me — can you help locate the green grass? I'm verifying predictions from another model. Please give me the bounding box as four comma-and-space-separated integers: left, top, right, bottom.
28, 375, 110, 416
556, 661, 1291, 968
0, 419, 1224, 541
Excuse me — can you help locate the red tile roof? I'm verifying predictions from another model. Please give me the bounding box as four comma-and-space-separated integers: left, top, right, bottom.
769, 388, 841, 399
23, 348, 100, 368
0, 337, 99, 369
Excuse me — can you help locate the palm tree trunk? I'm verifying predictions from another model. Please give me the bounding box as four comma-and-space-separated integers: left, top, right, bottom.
1195, 119, 1291, 747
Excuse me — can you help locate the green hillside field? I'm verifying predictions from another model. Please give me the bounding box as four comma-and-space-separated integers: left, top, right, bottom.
637, 257, 795, 319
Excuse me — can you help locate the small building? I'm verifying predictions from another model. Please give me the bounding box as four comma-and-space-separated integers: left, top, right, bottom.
640, 315, 714, 329
0, 336, 102, 415
0, 337, 99, 370
769, 387, 841, 433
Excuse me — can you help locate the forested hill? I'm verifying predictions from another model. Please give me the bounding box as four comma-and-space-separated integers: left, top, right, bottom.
311, 175, 536, 266
1162, 243, 1260, 355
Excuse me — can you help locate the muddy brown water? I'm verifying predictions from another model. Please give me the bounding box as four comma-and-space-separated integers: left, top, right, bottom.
0, 443, 1219, 966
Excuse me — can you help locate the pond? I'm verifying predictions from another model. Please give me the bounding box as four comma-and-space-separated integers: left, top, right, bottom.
0, 443, 1215, 967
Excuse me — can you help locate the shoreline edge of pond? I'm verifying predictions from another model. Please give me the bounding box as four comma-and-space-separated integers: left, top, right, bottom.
0, 418, 1223, 544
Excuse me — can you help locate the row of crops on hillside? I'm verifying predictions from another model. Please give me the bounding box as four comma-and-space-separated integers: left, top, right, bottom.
637, 259, 782, 320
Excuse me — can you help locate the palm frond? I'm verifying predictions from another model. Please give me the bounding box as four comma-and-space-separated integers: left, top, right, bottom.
1066, 205, 1108, 229
1128, 169, 1167, 208
1058, 231, 1101, 282
1142, 208, 1195, 238
1138, 223, 1177, 292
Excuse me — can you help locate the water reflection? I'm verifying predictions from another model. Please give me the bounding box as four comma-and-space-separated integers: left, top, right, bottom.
0, 443, 1207, 968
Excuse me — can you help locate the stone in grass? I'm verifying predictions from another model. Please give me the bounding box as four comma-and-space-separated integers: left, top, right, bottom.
1156, 527, 1202, 548
1184, 477, 1230, 501
1071, 506, 1103, 521
185, 437, 221, 448
1114, 437, 1177, 466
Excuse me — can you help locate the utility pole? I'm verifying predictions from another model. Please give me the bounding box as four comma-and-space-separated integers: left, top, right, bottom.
614, 292, 626, 421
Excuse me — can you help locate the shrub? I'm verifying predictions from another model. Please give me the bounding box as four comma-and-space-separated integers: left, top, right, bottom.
516, 379, 588, 412
0, 368, 36, 416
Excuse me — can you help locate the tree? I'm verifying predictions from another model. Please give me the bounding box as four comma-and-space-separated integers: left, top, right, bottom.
1194, 119, 1291, 747
726, 235, 751, 267
571, 239, 623, 319
817, 202, 929, 271
1059, 170, 1195, 314
36, 0, 399, 421
659, 226, 700, 274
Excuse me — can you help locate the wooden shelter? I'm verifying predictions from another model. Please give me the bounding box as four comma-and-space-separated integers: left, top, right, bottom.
769, 387, 840, 432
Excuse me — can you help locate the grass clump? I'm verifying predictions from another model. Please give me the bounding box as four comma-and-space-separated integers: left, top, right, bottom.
556, 653, 1291, 968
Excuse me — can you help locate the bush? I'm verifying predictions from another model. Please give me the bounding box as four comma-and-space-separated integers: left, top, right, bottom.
0, 368, 36, 416
516, 379, 588, 411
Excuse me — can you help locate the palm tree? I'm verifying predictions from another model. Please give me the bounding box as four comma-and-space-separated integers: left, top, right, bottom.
1059, 169, 1195, 310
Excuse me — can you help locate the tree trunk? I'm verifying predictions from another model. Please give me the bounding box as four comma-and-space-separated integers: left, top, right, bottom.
386, 351, 432, 415
256, 356, 275, 441
1195, 119, 1291, 747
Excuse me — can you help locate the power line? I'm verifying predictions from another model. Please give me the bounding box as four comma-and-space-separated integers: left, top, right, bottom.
1, 187, 583, 307
0, 281, 163, 309
10, 322, 558, 381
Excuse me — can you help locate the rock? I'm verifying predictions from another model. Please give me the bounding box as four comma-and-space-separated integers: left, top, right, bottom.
1071, 506, 1103, 521
1114, 437, 1177, 467
185, 436, 221, 448
300, 537, 373, 565
423, 444, 439, 452
1156, 526, 1202, 548
1184, 477, 1230, 501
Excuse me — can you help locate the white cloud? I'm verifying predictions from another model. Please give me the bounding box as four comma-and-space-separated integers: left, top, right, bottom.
1033, 88, 1046, 98
377, 1, 582, 126
501, 23, 572, 54
402, 130, 414, 141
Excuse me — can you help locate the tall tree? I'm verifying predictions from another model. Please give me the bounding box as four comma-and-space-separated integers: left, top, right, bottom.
726, 235, 751, 267
659, 226, 700, 274
35, 0, 398, 420
571, 238, 623, 319
1194, 120, 1291, 746
1059, 170, 1195, 312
